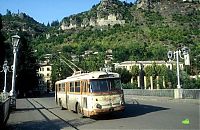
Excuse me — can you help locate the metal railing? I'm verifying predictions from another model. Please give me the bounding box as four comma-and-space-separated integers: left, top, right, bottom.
0, 93, 10, 125
182, 89, 200, 99
123, 89, 200, 99
0, 92, 8, 102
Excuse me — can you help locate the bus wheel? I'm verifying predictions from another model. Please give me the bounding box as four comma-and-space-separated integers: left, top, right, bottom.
76, 103, 83, 117
59, 99, 64, 110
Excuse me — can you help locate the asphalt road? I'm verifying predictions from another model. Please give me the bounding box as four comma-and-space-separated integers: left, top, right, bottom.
5, 93, 200, 130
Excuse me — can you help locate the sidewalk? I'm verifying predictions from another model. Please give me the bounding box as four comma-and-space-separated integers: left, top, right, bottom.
125, 95, 200, 104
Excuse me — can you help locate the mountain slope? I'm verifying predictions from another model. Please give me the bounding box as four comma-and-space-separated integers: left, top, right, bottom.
1, 12, 47, 38
60, 0, 134, 30
1, 0, 200, 69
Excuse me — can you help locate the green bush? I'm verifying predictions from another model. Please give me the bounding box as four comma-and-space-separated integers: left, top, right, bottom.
122, 83, 138, 89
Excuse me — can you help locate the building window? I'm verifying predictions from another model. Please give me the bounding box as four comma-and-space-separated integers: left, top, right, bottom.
47, 67, 50, 71
47, 73, 49, 77
42, 68, 44, 71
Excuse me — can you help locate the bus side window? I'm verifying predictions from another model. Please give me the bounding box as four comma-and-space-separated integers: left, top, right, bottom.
59, 84, 61, 91
75, 81, 80, 92
61, 83, 65, 92
70, 82, 74, 92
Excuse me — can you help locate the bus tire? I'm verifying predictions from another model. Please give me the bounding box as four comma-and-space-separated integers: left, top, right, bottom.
76, 103, 83, 117
59, 99, 64, 110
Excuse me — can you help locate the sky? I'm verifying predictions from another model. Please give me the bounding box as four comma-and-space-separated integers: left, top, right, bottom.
0, 0, 135, 25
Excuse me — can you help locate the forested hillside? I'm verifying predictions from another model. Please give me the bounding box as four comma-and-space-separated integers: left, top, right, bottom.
1, 10, 47, 39
1, 0, 200, 92
1, 0, 200, 73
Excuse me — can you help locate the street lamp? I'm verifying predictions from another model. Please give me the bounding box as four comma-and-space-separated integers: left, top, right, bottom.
0, 60, 10, 93
167, 46, 190, 98
9, 35, 20, 108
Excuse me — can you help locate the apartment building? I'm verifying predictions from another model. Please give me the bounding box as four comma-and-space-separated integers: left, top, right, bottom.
37, 61, 52, 93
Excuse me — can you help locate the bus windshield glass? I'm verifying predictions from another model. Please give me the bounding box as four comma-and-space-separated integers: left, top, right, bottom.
90, 78, 122, 92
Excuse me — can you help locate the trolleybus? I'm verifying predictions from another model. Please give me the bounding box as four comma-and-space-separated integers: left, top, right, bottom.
55, 71, 125, 117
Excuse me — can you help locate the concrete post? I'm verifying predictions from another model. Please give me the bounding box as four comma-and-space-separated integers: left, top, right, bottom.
150, 76, 153, 90
137, 76, 140, 88
156, 76, 159, 89
144, 76, 147, 89
162, 76, 166, 88
131, 77, 134, 84
174, 88, 183, 99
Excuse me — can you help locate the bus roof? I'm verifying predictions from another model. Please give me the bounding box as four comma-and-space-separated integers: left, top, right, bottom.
55, 71, 120, 84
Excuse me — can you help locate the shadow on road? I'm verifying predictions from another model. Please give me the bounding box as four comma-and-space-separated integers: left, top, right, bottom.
39, 92, 55, 98
17, 92, 55, 99
93, 102, 169, 120
5, 119, 72, 130
13, 107, 60, 113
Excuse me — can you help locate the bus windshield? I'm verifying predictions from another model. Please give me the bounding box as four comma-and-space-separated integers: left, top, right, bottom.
90, 78, 122, 92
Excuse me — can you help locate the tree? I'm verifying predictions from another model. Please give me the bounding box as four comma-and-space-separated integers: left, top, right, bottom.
79, 54, 104, 72
114, 68, 132, 84
144, 63, 168, 88
51, 57, 73, 90
113, 45, 130, 62
51, 20, 59, 27
0, 14, 5, 65
144, 65, 153, 77
131, 65, 140, 80
47, 22, 50, 27
147, 43, 167, 60
16, 32, 39, 97
6, 9, 11, 16
0, 14, 6, 91
180, 71, 200, 89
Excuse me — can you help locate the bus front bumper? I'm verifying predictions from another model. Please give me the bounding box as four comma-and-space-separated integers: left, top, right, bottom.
89, 105, 125, 116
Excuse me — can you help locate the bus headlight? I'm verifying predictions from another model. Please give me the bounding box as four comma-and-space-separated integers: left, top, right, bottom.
120, 101, 125, 105
96, 104, 102, 109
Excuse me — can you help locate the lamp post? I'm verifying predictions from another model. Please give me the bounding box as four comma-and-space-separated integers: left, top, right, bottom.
167, 46, 190, 98
1, 60, 10, 93
9, 35, 20, 108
